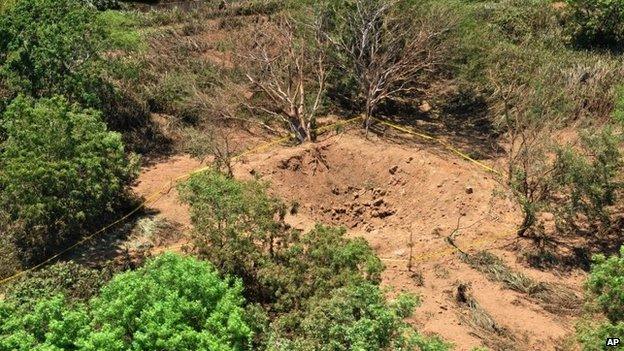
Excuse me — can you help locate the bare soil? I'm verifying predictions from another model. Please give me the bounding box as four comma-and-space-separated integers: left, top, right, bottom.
133, 128, 586, 351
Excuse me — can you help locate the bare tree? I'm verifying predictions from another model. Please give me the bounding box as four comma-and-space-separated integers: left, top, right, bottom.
184, 127, 235, 177
243, 18, 327, 143
326, 0, 456, 131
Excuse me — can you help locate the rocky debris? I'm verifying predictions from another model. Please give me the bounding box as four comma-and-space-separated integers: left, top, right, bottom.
278, 155, 302, 171
419, 100, 432, 113
389, 165, 399, 175
465, 186, 474, 194
316, 185, 396, 227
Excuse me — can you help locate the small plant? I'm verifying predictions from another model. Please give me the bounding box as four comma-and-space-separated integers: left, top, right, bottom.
577, 247, 624, 350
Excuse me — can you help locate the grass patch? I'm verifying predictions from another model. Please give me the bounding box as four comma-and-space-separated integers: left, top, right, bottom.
455, 282, 519, 351
462, 251, 581, 316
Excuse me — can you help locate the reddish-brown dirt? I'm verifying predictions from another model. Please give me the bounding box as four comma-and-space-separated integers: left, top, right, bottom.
133, 129, 585, 351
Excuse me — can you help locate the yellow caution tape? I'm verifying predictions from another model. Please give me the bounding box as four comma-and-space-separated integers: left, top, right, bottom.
370, 116, 504, 176
0, 114, 509, 284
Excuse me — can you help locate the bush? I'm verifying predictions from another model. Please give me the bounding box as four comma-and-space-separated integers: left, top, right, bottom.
178, 171, 383, 307
0, 0, 107, 107
0, 96, 138, 270
0, 253, 252, 351
268, 283, 451, 351
2, 262, 109, 309
586, 246, 624, 323
549, 127, 624, 237
577, 247, 624, 350
0, 0, 151, 143
179, 171, 447, 350
565, 0, 624, 50
178, 170, 286, 293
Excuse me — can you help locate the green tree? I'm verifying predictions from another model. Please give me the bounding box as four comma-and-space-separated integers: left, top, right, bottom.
0, 253, 252, 351
564, 0, 624, 49
0, 95, 138, 269
0, 0, 107, 107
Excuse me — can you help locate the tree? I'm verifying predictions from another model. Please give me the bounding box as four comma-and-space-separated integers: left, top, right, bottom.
325, 0, 456, 130
564, 0, 624, 50
0, 95, 138, 270
0, 0, 107, 107
0, 253, 252, 351
243, 18, 327, 143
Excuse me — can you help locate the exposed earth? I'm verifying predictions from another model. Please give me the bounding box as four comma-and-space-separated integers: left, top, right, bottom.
132, 127, 586, 351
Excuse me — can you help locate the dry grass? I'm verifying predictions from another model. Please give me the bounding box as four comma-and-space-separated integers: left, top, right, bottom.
125, 216, 182, 251
455, 282, 520, 351
462, 251, 581, 315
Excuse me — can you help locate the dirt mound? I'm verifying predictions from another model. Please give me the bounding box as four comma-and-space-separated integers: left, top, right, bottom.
135, 130, 585, 350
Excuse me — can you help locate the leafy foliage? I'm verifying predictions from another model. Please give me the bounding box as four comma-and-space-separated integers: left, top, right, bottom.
550, 127, 624, 236
0, 0, 152, 145
178, 171, 382, 306
0, 96, 138, 270
0, 0, 107, 107
564, 0, 624, 50
268, 283, 450, 351
577, 247, 624, 350
586, 246, 624, 323
0, 253, 252, 351
179, 170, 448, 351
3, 262, 109, 309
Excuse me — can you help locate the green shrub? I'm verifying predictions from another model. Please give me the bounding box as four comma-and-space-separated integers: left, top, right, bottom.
0, 0, 107, 107
3, 262, 109, 309
586, 246, 624, 323
577, 247, 624, 350
0, 0, 150, 141
178, 170, 286, 293
268, 283, 451, 351
0, 253, 252, 351
178, 171, 383, 307
565, 0, 624, 50
550, 127, 624, 236
179, 171, 447, 350
0, 96, 138, 270
85, 253, 251, 350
